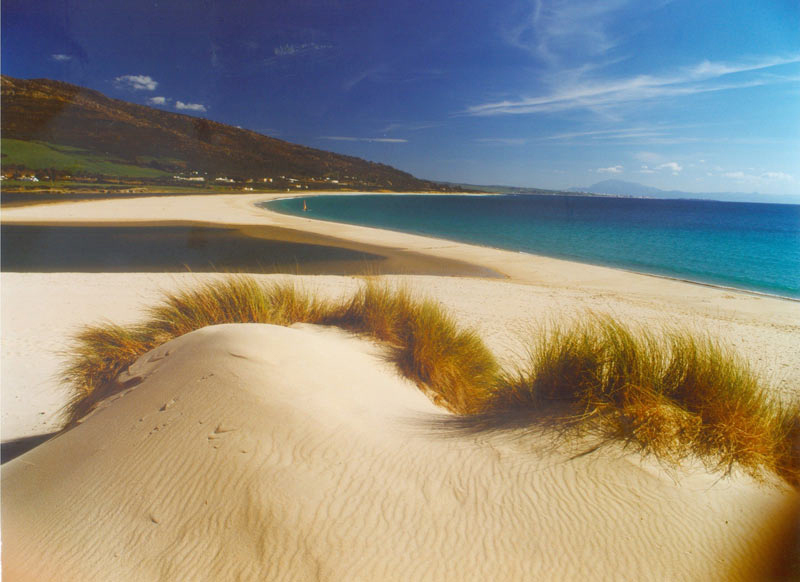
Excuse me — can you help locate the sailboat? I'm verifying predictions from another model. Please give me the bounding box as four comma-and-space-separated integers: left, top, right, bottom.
302, 199, 308, 212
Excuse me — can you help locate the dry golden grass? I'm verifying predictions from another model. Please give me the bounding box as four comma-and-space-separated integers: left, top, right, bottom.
326, 281, 498, 413
63, 277, 498, 422
774, 403, 800, 486
495, 315, 795, 481
62, 276, 798, 485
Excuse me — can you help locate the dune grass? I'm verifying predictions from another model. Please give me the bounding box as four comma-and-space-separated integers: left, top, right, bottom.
63, 276, 499, 422
62, 276, 798, 485
494, 316, 798, 482
329, 283, 498, 413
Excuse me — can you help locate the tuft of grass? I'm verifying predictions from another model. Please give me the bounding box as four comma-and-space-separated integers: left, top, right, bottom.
662, 333, 779, 475
146, 277, 330, 338
494, 315, 794, 480
774, 403, 800, 486
61, 276, 798, 486
325, 280, 498, 413
64, 323, 160, 422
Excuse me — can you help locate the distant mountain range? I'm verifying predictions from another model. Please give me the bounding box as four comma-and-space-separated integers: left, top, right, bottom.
0, 76, 445, 191
569, 179, 800, 205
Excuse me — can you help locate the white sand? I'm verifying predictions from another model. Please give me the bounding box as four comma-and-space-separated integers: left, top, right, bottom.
2, 193, 799, 579
3, 323, 798, 580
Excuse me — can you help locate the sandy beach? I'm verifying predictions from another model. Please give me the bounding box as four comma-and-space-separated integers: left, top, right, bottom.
2, 192, 799, 580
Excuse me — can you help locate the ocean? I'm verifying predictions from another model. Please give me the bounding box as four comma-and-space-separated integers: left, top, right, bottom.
264, 194, 800, 299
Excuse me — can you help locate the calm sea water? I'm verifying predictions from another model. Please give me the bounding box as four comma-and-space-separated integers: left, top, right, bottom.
264, 194, 800, 299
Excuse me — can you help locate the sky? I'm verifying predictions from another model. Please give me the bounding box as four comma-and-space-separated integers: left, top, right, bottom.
3, 0, 799, 196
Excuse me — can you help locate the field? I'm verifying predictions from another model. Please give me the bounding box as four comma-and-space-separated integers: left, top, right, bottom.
1, 139, 171, 178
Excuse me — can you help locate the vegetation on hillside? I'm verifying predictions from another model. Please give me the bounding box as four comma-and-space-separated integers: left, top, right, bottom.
63, 276, 799, 486
1, 75, 448, 192
2, 139, 170, 178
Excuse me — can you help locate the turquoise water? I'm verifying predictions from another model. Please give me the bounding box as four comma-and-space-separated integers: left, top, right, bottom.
264, 194, 800, 299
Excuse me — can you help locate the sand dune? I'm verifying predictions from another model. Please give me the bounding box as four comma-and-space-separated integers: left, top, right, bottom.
3, 194, 799, 580
3, 323, 796, 581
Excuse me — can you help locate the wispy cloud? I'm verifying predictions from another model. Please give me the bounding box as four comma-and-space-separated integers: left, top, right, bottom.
114, 74, 158, 91
175, 101, 207, 112
657, 161, 682, 174
51, 54, 72, 62
274, 42, 332, 57
505, 0, 632, 65
465, 54, 800, 116
596, 165, 623, 174
762, 171, 794, 181
264, 42, 334, 68
147, 96, 168, 106
637, 160, 686, 175
519, 125, 707, 146
344, 65, 443, 92
474, 138, 528, 145
320, 136, 408, 143
381, 121, 441, 133
724, 170, 795, 183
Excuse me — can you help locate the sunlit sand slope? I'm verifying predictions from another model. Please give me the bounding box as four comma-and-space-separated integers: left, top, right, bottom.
3, 323, 795, 581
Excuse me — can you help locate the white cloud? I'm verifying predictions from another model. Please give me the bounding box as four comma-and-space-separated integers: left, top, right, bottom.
147, 96, 168, 105
762, 171, 794, 181
320, 136, 408, 143
639, 165, 655, 174
465, 53, 800, 116
722, 170, 795, 184
114, 75, 158, 91
724, 171, 749, 180
175, 101, 207, 112
596, 165, 623, 174
530, 126, 702, 146
51, 54, 72, 62
381, 121, 440, 133
657, 162, 682, 173
545, 128, 662, 141
688, 55, 800, 79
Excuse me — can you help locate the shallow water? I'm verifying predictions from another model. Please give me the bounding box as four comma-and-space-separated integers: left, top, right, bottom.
0, 224, 382, 273
266, 194, 800, 298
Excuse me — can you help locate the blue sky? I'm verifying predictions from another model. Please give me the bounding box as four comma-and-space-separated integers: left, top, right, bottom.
3, 0, 799, 196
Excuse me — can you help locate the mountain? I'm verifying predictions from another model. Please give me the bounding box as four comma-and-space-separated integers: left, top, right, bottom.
570, 179, 800, 205
0, 76, 443, 191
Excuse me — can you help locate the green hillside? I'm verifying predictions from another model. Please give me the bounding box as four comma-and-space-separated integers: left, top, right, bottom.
1, 139, 170, 178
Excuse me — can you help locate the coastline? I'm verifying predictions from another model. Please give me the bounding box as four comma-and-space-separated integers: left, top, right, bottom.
4, 190, 799, 311
2, 191, 799, 580
264, 193, 800, 302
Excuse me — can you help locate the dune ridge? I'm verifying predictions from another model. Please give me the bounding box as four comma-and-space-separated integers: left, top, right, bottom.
59, 276, 798, 484
3, 323, 796, 581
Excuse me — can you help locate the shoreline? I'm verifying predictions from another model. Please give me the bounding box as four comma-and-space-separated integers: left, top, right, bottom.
3, 191, 799, 310
266, 195, 800, 303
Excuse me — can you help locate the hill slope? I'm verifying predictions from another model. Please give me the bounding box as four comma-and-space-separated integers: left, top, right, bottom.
1, 76, 440, 190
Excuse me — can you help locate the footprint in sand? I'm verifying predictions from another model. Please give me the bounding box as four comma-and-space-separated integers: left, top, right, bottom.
207, 423, 238, 446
